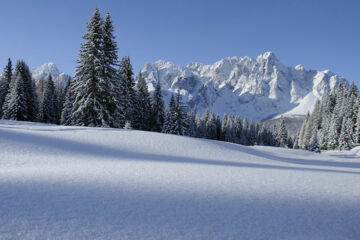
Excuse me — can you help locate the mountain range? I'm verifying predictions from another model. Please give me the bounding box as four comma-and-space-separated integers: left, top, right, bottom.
7, 52, 347, 121
141, 52, 346, 121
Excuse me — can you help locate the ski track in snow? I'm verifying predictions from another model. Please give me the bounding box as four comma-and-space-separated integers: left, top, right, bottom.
0, 120, 359, 240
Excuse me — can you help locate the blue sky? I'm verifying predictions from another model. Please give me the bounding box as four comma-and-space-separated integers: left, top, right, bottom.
0, 0, 359, 85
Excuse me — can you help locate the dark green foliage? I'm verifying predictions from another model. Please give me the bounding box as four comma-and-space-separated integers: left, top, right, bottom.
2, 60, 37, 121
150, 81, 165, 132
134, 72, 152, 130
0, 58, 12, 116
118, 56, 136, 126
38, 75, 57, 124
71, 8, 116, 127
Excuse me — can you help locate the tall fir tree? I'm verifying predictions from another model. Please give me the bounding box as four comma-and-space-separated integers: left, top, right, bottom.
174, 90, 188, 135
61, 78, 75, 125
103, 12, 122, 127
38, 75, 57, 124
0, 58, 12, 116
162, 95, 177, 134
71, 8, 115, 127
150, 81, 165, 132
277, 117, 288, 147
118, 56, 136, 126
2, 60, 37, 121
134, 72, 152, 130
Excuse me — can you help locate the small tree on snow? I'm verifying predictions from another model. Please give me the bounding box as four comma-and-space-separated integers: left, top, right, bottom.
308, 132, 321, 153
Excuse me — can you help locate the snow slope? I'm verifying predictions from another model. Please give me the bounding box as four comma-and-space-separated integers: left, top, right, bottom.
142, 52, 346, 120
0, 120, 359, 240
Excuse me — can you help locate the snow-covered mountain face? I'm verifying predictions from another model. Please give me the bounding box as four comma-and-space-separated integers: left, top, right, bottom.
141, 52, 346, 121
31, 63, 70, 89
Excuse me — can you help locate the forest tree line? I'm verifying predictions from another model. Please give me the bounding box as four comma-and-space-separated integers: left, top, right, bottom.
294, 82, 360, 151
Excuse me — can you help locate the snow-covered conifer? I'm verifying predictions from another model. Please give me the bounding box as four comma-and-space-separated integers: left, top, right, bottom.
150, 81, 165, 132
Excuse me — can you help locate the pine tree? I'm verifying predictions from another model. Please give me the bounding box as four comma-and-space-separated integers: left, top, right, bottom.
38, 75, 57, 124
174, 90, 188, 135
2, 60, 36, 121
71, 8, 115, 127
355, 99, 360, 144
220, 114, 228, 141
61, 78, 74, 125
195, 113, 206, 138
241, 118, 249, 145
118, 56, 136, 126
162, 95, 177, 134
338, 118, 352, 150
309, 132, 320, 153
2, 73, 27, 120
0, 58, 12, 116
277, 117, 288, 147
186, 112, 197, 137
103, 12, 122, 128
150, 81, 165, 132
134, 72, 152, 130
205, 111, 217, 140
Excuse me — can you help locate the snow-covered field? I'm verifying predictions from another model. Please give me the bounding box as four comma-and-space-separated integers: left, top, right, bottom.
0, 120, 359, 240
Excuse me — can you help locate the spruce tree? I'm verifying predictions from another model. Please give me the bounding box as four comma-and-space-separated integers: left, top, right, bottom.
205, 112, 217, 140
220, 114, 228, 140
0, 58, 12, 116
38, 75, 57, 124
174, 90, 188, 135
103, 12, 122, 128
2, 73, 27, 120
338, 118, 352, 150
151, 81, 165, 132
309, 132, 320, 153
162, 95, 177, 134
2, 60, 36, 121
118, 56, 136, 126
71, 8, 115, 127
355, 100, 360, 144
277, 118, 288, 147
61, 78, 74, 125
134, 72, 151, 130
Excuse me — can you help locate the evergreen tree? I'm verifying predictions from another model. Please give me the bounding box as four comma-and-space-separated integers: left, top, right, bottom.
61, 78, 74, 125
162, 95, 177, 134
308, 132, 320, 153
71, 8, 115, 127
118, 56, 136, 126
174, 90, 188, 135
205, 111, 217, 140
195, 112, 206, 138
2, 73, 27, 120
241, 118, 249, 145
151, 81, 165, 132
220, 114, 228, 141
2, 60, 36, 121
277, 118, 288, 147
38, 75, 57, 124
0, 58, 12, 116
338, 118, 352, 150
215, 114, 222, 140
134, 72, 152, 130
355, 100, 360, 144
103, 12, 122, 128
224, 116, 235, 142
186, 112, 197, 137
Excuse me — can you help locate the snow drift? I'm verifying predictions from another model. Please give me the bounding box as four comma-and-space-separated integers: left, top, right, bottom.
0, 120, 359, 239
